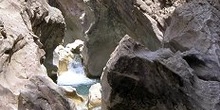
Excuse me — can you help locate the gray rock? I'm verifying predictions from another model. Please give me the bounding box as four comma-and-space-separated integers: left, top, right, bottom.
101, 35, 220, 110
21, 0, 66, 78
48, 0, 187, 77
0, 0, 75, 109
18, 75, 75, 110
164, 0, 220, 82
0, 85, 17, 110
83, 0, 186, 77
48, 0, 94, 43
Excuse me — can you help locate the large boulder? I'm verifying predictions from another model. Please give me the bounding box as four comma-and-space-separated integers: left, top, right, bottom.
101, 35, 220, 110
0, 0, 74, 109
18, 75, 75, 110
164, 0, 220, 82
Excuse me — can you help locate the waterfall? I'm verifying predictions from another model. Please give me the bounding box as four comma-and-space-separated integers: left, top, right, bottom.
53, 40, 101, 109
57, 54, 97, 95
54, 40, 99, 96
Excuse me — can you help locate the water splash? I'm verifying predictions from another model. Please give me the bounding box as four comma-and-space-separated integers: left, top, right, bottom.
57, 54, 96, 87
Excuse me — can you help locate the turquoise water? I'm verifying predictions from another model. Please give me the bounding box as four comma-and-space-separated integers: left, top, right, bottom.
74, 81, 97, 95
57, 54, 99, 95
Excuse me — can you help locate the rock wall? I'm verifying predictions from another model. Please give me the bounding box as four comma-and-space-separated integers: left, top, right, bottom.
83, 0, 161, 77
21, 0, 66, 78
48, 0, 94, 44
0, 0, 74, 109
164, 0, 220, 81
48, 0, 185, 77
101, 0, 220, 109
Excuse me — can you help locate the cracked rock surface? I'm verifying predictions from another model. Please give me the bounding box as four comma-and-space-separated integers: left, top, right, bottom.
0, 0, 74, 109
102, 34, 220, 110
101, 0, 220, 109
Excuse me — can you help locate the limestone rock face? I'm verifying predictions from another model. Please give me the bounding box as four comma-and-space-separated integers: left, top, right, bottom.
0, 0, 74, 109
21, 0, 66, 77
101, 35, 220, 110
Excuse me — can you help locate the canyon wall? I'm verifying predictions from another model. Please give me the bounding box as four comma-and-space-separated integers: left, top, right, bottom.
0, 0, 74, 109
2, 0, 219, 109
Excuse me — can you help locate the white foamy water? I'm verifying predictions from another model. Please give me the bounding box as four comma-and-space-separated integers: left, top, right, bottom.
57, 54, 96, 86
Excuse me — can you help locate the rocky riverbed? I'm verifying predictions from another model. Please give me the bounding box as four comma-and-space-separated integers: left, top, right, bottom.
0, 0, 220, 110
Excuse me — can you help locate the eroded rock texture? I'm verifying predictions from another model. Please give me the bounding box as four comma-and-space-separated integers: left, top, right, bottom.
0, 0, 74, 109
102, 35, 220, 110
164, 0, 220, 81
102, 0, 220, 109
49, 0, 185, 77
21, 0, 66, 77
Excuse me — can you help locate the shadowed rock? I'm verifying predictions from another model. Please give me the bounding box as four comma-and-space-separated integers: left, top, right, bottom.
101, 35, 220, 110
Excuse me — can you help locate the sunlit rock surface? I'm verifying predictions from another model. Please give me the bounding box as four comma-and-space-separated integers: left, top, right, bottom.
21, 0, 66, 78
54, 45, 74, 75
0, 0, 74, 109
2, 0, 220, 109
61, 86, 84, 106
87, 83, 102, 110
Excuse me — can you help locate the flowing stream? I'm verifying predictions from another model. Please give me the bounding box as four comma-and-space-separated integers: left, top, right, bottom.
57, 54, 98, 95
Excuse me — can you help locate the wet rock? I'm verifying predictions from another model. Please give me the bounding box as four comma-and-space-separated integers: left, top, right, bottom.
53, 39, 84, 76
54, 45, 74, 75
61, 86, 84, 105
101, 35, 220, 110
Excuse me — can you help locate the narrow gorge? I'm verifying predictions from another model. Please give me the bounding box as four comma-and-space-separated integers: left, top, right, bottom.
0, 0, 220, 110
